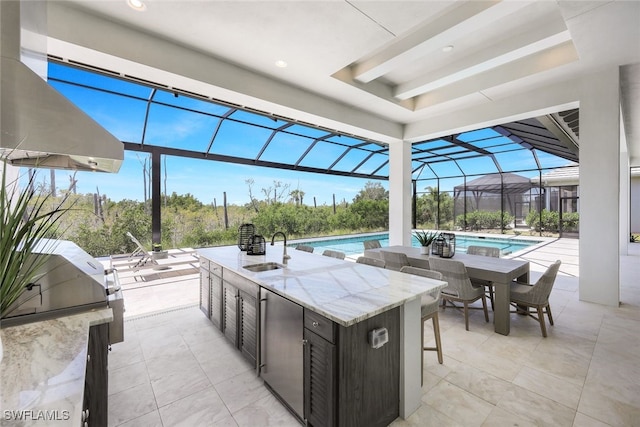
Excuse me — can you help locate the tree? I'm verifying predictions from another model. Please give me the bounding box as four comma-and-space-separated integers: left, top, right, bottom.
245, 178, 261, 213
353, 181, 388, 202
416, 186, 454, 228
289, 189, 305, 206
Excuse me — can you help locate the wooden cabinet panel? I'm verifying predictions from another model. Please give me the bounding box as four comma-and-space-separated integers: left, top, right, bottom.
304, 309, 336, 344
83, 323, 109, 427
303, 308, 400, 427
337, 307, 400, 427
304, 328, 336, 427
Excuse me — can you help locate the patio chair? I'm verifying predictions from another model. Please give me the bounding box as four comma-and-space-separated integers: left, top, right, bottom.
363, 239, 381, 250
428, 257, 489, 331
400, 266, 444, 367
126, 232, 155, 269
466, 245, 500, 310
116, 232, 199, 281
380, 251, 410, 271
322, 249, 346, 259
356, 256, 385, 268
295, 244, 314, 253
510, 260, 561, 337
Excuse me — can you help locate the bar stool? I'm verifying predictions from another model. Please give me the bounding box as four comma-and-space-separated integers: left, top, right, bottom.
355, 256, 386, 268
400, 266, 444, 372
322, 249, 345, 259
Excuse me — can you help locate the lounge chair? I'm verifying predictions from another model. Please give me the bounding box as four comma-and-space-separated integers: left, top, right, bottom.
110, 232, 199, 281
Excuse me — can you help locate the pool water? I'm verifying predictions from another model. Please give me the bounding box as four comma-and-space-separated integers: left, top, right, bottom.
290, 233, 540, 257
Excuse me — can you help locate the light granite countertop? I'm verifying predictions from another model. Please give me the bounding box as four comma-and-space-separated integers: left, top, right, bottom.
197, 245, 446, 326
0, 308, 113, 426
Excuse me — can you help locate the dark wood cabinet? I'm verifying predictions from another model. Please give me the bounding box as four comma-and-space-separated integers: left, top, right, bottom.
303, 307, 400, 427
83, 322, 109, 427
304, 327, 336, 427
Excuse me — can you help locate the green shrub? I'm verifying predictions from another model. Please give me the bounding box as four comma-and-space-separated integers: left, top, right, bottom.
526, 209, 562, 232
455, 210, 514, 230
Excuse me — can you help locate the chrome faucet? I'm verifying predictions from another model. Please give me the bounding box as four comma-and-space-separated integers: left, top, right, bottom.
271, 232, 291, 265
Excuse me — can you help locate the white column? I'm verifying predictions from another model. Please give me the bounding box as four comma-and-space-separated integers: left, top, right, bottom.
389, 141, 412, 246
579, 68, 620, 306
398, 297, 421, 419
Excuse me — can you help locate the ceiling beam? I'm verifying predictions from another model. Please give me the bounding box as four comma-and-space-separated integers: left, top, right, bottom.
351, 0, 530, 84
394, 19, 572, 100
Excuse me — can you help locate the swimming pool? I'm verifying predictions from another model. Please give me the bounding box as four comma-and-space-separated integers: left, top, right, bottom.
290, 233, 542, 257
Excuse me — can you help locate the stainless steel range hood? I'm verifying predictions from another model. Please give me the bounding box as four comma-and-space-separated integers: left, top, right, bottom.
0, 1, 123, 173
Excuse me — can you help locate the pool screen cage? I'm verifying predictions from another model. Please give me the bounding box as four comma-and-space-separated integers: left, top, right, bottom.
46, 60, 583, 243
413, 172, 548, 235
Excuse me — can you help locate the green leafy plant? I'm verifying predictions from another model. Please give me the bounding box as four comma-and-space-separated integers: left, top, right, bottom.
631, 233, 639, 243
413, 229, 439, 247
0, 160, 71, 318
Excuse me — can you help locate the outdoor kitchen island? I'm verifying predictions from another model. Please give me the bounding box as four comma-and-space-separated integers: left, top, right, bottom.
197, 245, 446, 427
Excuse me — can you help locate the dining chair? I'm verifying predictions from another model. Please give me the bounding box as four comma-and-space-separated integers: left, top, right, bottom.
510, 260, 561, 337
400, 266, 444, 367
380, 251, 410, 271
295, 244, 314, 253
428, 257, 489, 331
466, 245, 500, 310
322, 249, 346, 259
356, 256, 386, 268
363, 239, 381, 250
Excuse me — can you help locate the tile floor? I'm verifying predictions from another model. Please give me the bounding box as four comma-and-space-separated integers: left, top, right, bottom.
107, 240, 640, 426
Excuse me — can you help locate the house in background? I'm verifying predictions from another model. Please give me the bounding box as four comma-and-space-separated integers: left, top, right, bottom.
532, 165, 640, 236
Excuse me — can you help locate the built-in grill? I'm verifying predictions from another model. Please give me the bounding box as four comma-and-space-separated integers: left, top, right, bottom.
3, 239, 124, 344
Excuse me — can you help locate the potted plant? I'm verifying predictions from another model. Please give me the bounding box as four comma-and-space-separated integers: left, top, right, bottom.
413, 230, 439, 255
1, 159, 71, 322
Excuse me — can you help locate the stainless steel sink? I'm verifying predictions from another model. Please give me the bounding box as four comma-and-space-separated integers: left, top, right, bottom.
243, 262, 284, 272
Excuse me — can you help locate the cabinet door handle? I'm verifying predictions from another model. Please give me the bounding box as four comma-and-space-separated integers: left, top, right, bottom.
87, 354, 91, 362
302, 339, 308, 346
312, 321, 319, 328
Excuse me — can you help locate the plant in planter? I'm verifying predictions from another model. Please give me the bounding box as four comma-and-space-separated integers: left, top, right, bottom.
413, 230, 439, 255
0, 160, 71, 320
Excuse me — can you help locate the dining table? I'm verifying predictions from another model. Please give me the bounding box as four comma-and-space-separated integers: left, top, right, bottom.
364, 245, 530, 336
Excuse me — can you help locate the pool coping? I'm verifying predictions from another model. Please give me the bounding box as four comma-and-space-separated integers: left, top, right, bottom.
288, 230, 558, 259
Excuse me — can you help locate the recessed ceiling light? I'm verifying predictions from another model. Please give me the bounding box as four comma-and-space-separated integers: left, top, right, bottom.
127, 0, 146, 11
275, 60, 288, 68
442, 45, 454, 53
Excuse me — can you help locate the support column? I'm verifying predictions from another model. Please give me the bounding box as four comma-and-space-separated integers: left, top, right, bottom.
151, 149, 161, 245
579, 68, 620, 306
399, 297, 421, 419
389, 141, 413, 246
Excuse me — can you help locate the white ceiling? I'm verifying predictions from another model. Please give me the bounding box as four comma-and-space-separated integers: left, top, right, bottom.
40, 0, 640, 164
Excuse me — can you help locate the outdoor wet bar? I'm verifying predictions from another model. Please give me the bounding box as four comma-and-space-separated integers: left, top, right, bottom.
197, 245, 446, 426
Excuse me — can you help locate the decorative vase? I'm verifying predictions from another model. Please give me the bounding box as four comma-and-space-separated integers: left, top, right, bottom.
420, 245, 430, 255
